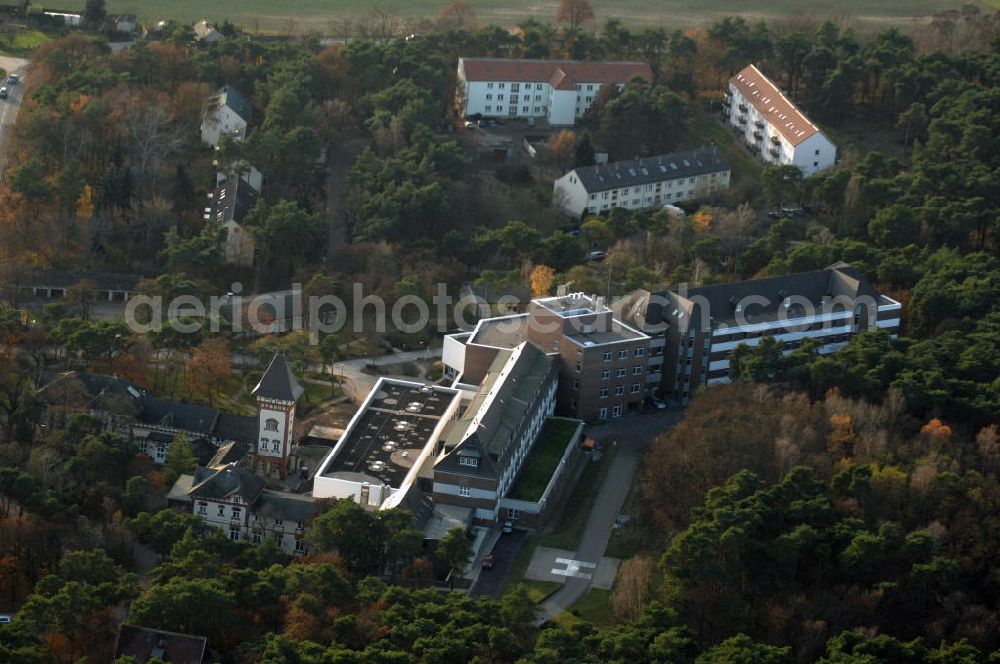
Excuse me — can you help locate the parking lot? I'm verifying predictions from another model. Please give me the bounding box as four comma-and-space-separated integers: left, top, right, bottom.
468, 528, 528, 598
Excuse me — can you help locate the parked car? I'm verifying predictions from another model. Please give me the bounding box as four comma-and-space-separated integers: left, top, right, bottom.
0, 87, 8, 99
782, 207, 805, 217
588, 250, 607, 261
0, 614, 12, 624
464, 120, 476, 129
646, 396, 667, 410
6, 74, 18, 85
481, 554, 495, 570
501, 520, 514, 534
766, 210, 783, 220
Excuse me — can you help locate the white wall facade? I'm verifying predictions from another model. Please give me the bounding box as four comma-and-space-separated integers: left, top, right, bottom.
200, 105, 247, 147
554, 168, 731, 217
727, 81, 836, 176
459, 70, 616, 126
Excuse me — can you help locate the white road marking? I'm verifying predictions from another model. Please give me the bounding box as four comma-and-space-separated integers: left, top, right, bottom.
551, 557, 597, 579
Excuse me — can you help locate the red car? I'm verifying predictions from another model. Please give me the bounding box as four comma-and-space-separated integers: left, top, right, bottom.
481, 554, 495, 570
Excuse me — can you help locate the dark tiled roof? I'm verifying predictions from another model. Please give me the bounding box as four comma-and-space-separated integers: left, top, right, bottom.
206, 441, 246, 468
211, 175, 258, 225
189, 463, 265, 502
138, 396, 219, 435
191, 437, 220, 466
36, 371, 144, 416
572, 147, 729, 193
214, 412, 257, 444
219, 85, 252, 124
255, 490, 318, 523
252, 353, 304, 402
115, 624, 207, 663
652, 263, 881, 329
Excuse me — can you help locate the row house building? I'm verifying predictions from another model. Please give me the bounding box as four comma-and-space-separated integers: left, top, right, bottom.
552, 146, 731, 217
613, 262, 902, 404
457, 57, 651, 126
200, 85, 251, 147
724, 64, 836, 176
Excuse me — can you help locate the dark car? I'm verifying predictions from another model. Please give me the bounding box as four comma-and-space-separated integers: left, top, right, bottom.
767, 210, 782, 220
481, 554, 495, 570
6, 74, 18, 85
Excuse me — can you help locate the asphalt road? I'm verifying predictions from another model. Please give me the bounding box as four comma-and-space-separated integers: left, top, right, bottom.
537, 409, 683, 623
0, 57, 29, 180
469, 529, 528, 598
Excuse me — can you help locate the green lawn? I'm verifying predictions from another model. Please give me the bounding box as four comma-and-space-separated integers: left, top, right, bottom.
554, 588, 615, 629
508, 417, 580, 502
0, 30, 53, 56
52, 0, 972, 32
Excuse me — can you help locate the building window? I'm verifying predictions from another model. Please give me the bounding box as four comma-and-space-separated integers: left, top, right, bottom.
197, 502, 207, 515
274, 519, 283, 527
602, 369, 610, 380
815, 149, 820, 155
615, 385, 624, 396
572, 379, 579, 389
570, 398, 577, 409
499, 83, 505, 88
458, 485, 471, 497
459, 456, 479, 468
232, 507, 241, 519
603, 351, 612, 361
633, 365, 643, 375
295, 540, 306, 553
635, 347, 645, 356
813, 161, 819, 167
485, 105, 492, 112
631, 383, 641, 394
229, 530, 240, 541
600, 388, 608, 399
252, 533, 261, 544
487, 82, 494, 88
260, 437, 268, 449
599, 407, 608, 419
618, 349, 628, 359
575, 361, 582, 372
217, 505, 225, 517
612, 405, 622, 417
616, 368, 626, 378
486, 93, 493, 100
264, 418, 279, 431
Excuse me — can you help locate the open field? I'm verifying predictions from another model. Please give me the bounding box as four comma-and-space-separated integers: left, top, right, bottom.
55, 0, 977, 33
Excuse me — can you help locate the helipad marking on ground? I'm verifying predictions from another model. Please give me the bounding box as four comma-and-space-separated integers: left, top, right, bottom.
551, 557, 597, 579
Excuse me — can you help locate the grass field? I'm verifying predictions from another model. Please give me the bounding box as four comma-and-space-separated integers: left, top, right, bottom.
0, 30, 52, 56
55, 0, 975, 33
508, 417, 579, 502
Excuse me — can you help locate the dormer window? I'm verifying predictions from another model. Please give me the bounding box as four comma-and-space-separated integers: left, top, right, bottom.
264, 418, 279, 431
459, 456, 479, 468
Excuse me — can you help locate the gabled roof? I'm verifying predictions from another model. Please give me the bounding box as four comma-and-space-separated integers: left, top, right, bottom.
115, 624, 207, 663
255, 490, 318, 523
138, 396, 219, 435
729, 64, 822, 147
214, 85, 252, 123
189, 463, 265, 502
36, 371, 144, 416
571, 146, 729, 193
206, 441, 246, 469
211, 175, 259, 226
214, 413, 257, 445
459, 58, 652, 88
252, 353, 304, 402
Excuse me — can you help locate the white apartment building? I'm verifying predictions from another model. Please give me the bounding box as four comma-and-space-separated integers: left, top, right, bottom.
613, 262, 901, 404
457, 58, 652, 126
725, 64, 836, 176
553, 147, 731, 217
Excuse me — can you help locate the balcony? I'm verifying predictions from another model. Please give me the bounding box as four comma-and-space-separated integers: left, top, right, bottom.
753, 130, 764, 141
769, 147, 780, 158
738, 103, 748, 113
754, 120, 765, 129
770, 135, 780, 145
722, 98, 731, 107
737, 115, 747, 125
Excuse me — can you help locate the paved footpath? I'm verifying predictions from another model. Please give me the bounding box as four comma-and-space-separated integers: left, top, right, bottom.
537, 410, 682, 623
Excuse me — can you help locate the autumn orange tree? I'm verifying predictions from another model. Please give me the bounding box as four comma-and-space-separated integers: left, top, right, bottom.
187, 337, 231, 405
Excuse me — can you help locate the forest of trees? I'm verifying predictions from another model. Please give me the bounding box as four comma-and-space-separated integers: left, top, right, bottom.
0, 3, 998, 662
